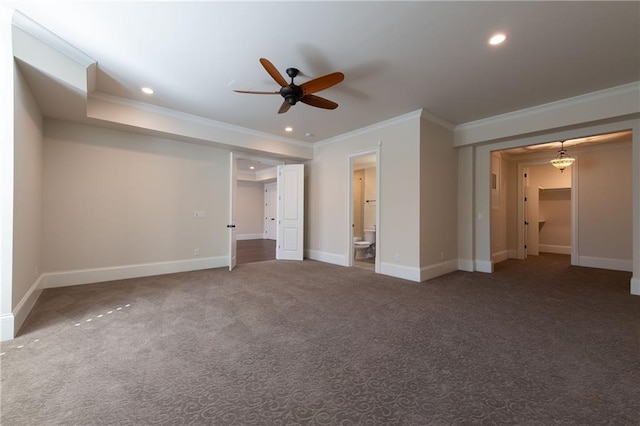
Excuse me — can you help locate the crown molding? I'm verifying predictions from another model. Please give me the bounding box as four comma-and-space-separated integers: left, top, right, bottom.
11, 10, 94, 67
314, 109, 423, 148
420, 109, 455, 131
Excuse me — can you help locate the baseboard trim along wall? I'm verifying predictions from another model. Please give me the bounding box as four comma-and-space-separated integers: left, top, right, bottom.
475, 260, 493, 273
237, 234, 264, 241
379, 262, 421, 282
420, 260, 458, 282
457, 259, 474, 272
42, 256, 228, 289
1, 275, 44, 341
577, 256, 632, 272
491, 250, 509, 264
304, 249, 347, 267
0, 314, 14, 342
539, 244, 572, 255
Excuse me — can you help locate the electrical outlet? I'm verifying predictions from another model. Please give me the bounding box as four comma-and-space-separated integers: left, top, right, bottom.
194, 249, 200, 256
194, 211, 206, 218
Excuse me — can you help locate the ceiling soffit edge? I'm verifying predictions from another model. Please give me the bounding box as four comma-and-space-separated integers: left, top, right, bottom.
12, 10, 94, 67
87, 93, 313, 161
453, 82, 640, 148
88, 92, 310, 149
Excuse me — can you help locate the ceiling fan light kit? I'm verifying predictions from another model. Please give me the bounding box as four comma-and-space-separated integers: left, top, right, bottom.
234, 58, 344, 114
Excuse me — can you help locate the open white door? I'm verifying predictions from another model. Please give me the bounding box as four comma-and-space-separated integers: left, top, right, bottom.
228, 153, 237, 270
276, 164, 304, 260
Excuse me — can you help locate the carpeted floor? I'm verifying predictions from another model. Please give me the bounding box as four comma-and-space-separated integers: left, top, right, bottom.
1, 254, 639, 424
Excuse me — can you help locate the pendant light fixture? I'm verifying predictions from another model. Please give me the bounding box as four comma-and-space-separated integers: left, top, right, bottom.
549, 141, 575, 173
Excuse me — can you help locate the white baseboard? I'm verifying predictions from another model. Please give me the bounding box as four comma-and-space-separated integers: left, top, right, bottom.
13, 275, 44, 336
539, 244, 571, 255
508, 249, 519, 259
420, 259, 458, 281
1, 275, 44, 342
491, 250, 509, 263
304, 249, 347, 267
577, 256, 632, 272
42, 256, 228, 289
631, 277, 640, 296
0, 314, 14, 342
237, 234, 264, 241
475, 260, 493, 273
379, 262, 421, 282
458, 258, 474, 272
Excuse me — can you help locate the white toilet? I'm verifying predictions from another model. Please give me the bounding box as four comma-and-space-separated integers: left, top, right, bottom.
353, 229, 376, 259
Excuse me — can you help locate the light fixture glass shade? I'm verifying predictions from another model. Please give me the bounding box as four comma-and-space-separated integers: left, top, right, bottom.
550, 142, 575, 172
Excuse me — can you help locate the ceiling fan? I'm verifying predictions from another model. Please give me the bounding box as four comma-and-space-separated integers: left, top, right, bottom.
234, 58, 344, 114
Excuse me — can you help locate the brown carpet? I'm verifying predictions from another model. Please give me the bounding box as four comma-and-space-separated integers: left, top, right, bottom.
1, 254, 639, 424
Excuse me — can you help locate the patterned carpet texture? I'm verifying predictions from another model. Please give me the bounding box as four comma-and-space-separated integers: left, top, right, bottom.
2, 254, 639, 424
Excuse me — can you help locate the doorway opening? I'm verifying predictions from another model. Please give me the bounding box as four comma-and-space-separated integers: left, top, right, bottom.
519, 162, 574, 265
490, 130, 633, 274
348, 150, 380, 272
231, 155, 281, 266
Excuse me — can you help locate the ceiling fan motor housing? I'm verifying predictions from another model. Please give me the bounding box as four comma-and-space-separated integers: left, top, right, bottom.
280, 85, 303, 105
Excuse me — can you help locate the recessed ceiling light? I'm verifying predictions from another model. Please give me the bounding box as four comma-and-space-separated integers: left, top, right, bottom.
249, 166, 255, 170
285, 127, 293, 132
141, 87, 154, 94
305, 132, 314, 138
489, 33, 506, 46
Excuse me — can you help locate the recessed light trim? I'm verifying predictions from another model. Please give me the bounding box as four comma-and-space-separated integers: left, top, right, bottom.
285, 127, 293, 132
489, 33, 506, 46
249, 166, 255, 170
141, 87, 154, 94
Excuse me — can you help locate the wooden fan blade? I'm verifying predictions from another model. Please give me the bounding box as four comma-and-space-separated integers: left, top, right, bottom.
260, 58, 288, 87
278, 100, 292, 114
300, 72, 344, 95
300, 94, 338, 110
233, 90, 280, 95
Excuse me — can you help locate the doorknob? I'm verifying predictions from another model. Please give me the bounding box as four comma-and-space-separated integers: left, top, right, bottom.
270, 218, 275, 221
226, 224, 236, 228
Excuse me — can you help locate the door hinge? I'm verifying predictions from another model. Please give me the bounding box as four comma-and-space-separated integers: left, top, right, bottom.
524, 197, 527, 202
524, 244, 527, 249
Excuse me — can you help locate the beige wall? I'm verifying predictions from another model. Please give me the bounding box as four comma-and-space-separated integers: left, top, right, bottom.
236, 180, 264, 237
42, 120, 230, 272
12, 62, 43, 307
539, 188, 571, 248
307, 114, 420, 274
577, 142, 632, 261
420, 117, 457, 268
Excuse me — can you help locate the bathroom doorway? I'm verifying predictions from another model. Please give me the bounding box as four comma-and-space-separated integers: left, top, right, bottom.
347, 150, 380, 272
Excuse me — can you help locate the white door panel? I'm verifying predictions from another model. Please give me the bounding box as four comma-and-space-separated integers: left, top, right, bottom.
277, 164, 304, 260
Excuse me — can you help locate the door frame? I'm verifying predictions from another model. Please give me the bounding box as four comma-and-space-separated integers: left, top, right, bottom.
228, 152, 284, 269
263, 182, 277, 240
516, 159, 578, 264
346, 148, 380, 272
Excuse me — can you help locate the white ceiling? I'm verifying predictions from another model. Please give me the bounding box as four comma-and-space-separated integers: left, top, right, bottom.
12, 1, 640, 144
